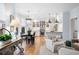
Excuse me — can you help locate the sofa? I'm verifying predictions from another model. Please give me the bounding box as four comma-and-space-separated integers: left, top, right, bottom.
58, 47, 79, 55
45, 38, 65, 53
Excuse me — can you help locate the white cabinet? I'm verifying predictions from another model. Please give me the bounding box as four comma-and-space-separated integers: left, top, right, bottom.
45, 39, 54, 52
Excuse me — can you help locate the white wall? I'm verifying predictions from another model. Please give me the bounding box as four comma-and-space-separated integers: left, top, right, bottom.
63, 11, 71, 40
63, 6, 79, 40
0, 4, 8, 36
70, 6, 79, 39
70, 6, 79, 31
0, 4, 6, 21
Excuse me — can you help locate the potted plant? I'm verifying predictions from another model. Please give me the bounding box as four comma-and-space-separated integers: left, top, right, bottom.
0, 28, 12, 43
0, 34, 12, 41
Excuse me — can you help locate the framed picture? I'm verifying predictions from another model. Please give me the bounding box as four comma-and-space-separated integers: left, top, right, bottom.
10, 26, 14, 32
2, 24, 5, 28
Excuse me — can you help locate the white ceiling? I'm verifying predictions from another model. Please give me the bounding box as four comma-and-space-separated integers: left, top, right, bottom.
15, 3, 79, 11
5, 3, 79, 20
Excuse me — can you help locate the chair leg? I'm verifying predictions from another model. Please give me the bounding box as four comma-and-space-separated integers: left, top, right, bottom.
28, 39, 30, 44
31, 38, 35, 45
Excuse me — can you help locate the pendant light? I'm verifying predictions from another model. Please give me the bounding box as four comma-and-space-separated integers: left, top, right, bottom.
26, 10, 32, 20
48, 19, 51, 23
48, 13, 52, 23
55, 13, 59, 23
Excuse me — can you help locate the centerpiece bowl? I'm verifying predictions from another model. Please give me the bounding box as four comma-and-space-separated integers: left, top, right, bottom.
0, 28, 12, 44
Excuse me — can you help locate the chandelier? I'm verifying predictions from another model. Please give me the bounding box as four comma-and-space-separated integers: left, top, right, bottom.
26, 10, 32, 20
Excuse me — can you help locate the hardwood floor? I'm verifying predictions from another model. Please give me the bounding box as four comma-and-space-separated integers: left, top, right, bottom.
23, 36, 45, 55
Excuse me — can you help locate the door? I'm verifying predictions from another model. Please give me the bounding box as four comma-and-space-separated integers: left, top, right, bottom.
71, 17, 77, 39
